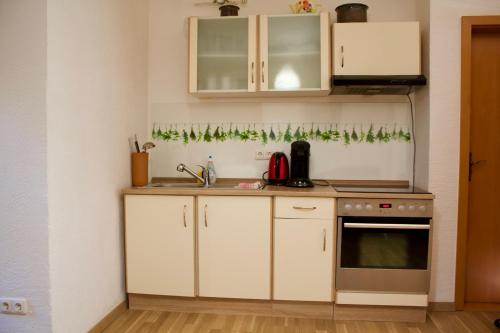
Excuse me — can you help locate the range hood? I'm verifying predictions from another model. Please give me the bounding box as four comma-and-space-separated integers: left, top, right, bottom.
330, 75, 427, 95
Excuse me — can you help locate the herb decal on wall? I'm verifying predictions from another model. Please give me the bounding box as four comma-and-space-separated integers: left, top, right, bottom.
152, 123, 412, 146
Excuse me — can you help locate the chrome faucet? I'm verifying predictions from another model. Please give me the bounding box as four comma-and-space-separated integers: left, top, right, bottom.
176, 163, 209, 188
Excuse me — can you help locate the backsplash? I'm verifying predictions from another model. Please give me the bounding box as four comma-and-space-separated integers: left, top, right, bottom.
148, 0, 419, 181
150, 102, 413, 180
152, 122, 411, 145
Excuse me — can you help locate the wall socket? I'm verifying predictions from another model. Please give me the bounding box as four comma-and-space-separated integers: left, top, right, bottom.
255, 151, 273, 160
0, 298, 28, 315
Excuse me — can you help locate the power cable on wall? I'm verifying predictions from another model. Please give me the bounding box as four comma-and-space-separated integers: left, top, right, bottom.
407, 93, 416, 191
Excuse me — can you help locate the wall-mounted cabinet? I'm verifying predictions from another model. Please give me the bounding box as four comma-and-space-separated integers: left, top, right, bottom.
189, 13, 330, 97
189, 16, 257, 95
333, 22, 421, 76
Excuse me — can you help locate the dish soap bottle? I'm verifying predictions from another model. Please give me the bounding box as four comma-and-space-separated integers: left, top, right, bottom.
206, 155, 216, 185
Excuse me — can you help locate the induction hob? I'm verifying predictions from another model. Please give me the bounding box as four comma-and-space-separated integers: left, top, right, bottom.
334, 186, 430, 194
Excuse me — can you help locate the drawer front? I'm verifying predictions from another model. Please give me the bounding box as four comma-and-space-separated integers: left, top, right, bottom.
275, 197, 334, 219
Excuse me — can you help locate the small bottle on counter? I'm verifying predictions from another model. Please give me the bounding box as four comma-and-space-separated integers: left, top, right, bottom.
207, 155, 216, 185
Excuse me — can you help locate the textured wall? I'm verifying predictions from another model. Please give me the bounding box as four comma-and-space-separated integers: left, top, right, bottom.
428, 0, 500, 302
0, 1, 51, 332
46, 0, 149, 331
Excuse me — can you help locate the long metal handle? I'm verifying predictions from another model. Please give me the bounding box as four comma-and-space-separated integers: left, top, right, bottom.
251, 62, 255, 84
183, 205, 187, 228
204, 204, 208, 227
322, 229, 326, 252
341, 45, 344, 68
261, 61, 265, 83
293, 206, 317, 211
344, 223, 430, 230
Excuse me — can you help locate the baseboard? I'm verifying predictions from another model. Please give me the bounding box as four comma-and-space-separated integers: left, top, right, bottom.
334, 304, 427, 323
428, 302, 456, 312
464, 302, 500, 311
128, 294, 333, 319
88, 300, 128, 333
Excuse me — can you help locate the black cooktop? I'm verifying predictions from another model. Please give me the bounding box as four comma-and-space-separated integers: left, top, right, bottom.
334, 186, 431, 194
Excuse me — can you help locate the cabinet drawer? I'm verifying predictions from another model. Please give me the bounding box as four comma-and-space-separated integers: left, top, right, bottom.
275, 197, 334, 219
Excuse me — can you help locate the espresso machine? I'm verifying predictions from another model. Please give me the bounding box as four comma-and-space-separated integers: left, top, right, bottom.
286, 141, 313, 188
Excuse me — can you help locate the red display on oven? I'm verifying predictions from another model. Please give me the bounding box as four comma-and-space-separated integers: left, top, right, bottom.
379, 203, 392, 208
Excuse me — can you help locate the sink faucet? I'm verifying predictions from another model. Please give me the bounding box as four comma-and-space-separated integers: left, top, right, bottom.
177, 163, 209, 188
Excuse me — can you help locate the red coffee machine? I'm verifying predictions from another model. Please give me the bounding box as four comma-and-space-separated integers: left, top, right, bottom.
262, 152, 289, 185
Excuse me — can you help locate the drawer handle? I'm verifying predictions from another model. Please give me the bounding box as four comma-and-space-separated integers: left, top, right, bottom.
183, 205, 187, 228
292, 206, 317, 211
323, 228, 327, 252
204, 204, 208, 227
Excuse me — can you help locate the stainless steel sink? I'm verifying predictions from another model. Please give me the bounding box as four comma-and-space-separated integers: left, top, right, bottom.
146, 183, 243, 189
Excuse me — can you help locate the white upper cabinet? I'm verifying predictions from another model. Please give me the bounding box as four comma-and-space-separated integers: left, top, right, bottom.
189, 16, 257, 95
259, 13, 331, 95
333, 22, 421, 76
189, 13, 331, 97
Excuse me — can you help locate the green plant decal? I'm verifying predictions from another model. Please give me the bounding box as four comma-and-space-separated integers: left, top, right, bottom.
343, 130, 351, 146
284, 125, 293, 143
269, 127, 277, 142
366, 124, 376, 143
152, 122, 412, 146
351, 128, 359, 142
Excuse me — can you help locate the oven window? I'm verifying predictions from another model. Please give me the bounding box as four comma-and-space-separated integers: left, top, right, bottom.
340, 217, 430, 270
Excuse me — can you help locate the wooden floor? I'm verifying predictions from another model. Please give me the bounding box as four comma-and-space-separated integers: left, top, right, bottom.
102, 309, 500, 333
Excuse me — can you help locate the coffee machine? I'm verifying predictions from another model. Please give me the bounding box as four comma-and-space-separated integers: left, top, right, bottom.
286, 141, 313, 188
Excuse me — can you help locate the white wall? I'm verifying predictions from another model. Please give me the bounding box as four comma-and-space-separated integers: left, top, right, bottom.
46, 0, 149, 331
149, 0, 418, 181
428, 0, 500, 302
0, 1, 52, 332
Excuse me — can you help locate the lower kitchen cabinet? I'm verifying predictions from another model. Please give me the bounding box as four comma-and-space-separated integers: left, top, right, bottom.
125, 195, 195, 297
198, 196, 271, 299
274, 218, 334, 301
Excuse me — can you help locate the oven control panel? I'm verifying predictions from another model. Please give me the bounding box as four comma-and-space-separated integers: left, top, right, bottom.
337, 198, 433, 218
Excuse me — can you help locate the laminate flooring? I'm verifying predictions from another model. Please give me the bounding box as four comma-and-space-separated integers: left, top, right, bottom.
101, 309, 500, 333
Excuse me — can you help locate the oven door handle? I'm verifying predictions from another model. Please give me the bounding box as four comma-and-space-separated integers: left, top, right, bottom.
343, 223, 430, 230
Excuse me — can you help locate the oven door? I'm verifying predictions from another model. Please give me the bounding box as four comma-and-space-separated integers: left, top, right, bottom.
336, 216, 431, 293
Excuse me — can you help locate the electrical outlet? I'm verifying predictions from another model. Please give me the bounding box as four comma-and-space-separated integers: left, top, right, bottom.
0, 298, 28, 315
255, 151, 273, 160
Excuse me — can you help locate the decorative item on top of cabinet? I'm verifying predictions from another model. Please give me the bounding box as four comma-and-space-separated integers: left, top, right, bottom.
197, 196, 271, 299
125, 195, 195, 297
194, 0, 248, 17
189, 12, 330, 97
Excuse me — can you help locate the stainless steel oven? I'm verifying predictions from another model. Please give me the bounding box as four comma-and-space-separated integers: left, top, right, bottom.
336, 198, 433, 304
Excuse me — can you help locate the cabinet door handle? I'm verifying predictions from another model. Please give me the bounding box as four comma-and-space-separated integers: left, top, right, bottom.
183, 205, 187, 228
341, 45, 344, 68
204, 204, 208, 227
323, 229, 327, 252
292, 206, 317, 211
261, 61, 265, 83
251, 62, 255, 84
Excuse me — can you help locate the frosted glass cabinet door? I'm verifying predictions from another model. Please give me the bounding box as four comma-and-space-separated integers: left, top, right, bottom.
189, 16, 257, 94
260, 13, 330, 94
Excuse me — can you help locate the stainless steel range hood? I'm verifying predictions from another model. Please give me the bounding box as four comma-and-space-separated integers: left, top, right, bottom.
331, 75, 427, 95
